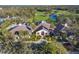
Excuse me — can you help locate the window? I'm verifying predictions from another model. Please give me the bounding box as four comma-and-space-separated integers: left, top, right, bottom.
37, 32, 39, 34
41, 31, 44, 35
15, 31, 19, 35
45, 33, 47, 35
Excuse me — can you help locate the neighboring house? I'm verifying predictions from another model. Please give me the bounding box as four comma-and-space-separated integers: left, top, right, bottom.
33, 21, 52, 37
7, 23, 32, 35
49, 23, 70, 36
0, 18, 4, 25
49, 23, 65, 36
0, 18, 5, 28
67, 31, 74, 37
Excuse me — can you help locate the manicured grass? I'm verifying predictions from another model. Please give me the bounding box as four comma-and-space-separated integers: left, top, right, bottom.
34, 12, 49, 21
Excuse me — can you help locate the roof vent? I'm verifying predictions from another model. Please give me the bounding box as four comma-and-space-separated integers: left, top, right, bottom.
41, 21, 46, 24
18, 23, 22, 26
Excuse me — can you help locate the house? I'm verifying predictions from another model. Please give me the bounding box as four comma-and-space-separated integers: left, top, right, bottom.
0, 18, 4, 25
7, 23, 32, 35
67, 31, 74, 37
36, 29, 49, 38
33, 21, 52, 38
49, 22, 70, 36
49, 23, 65, 36
55, 23, 64, 31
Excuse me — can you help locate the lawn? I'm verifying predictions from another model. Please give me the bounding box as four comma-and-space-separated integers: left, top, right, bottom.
34, 11, 49, 21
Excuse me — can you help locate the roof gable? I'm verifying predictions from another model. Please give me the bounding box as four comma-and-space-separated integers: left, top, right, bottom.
33, 21, 51, 33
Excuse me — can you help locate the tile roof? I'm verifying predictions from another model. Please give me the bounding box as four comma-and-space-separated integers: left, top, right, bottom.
33, 21, 51, 32
9, 24, 32, 35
